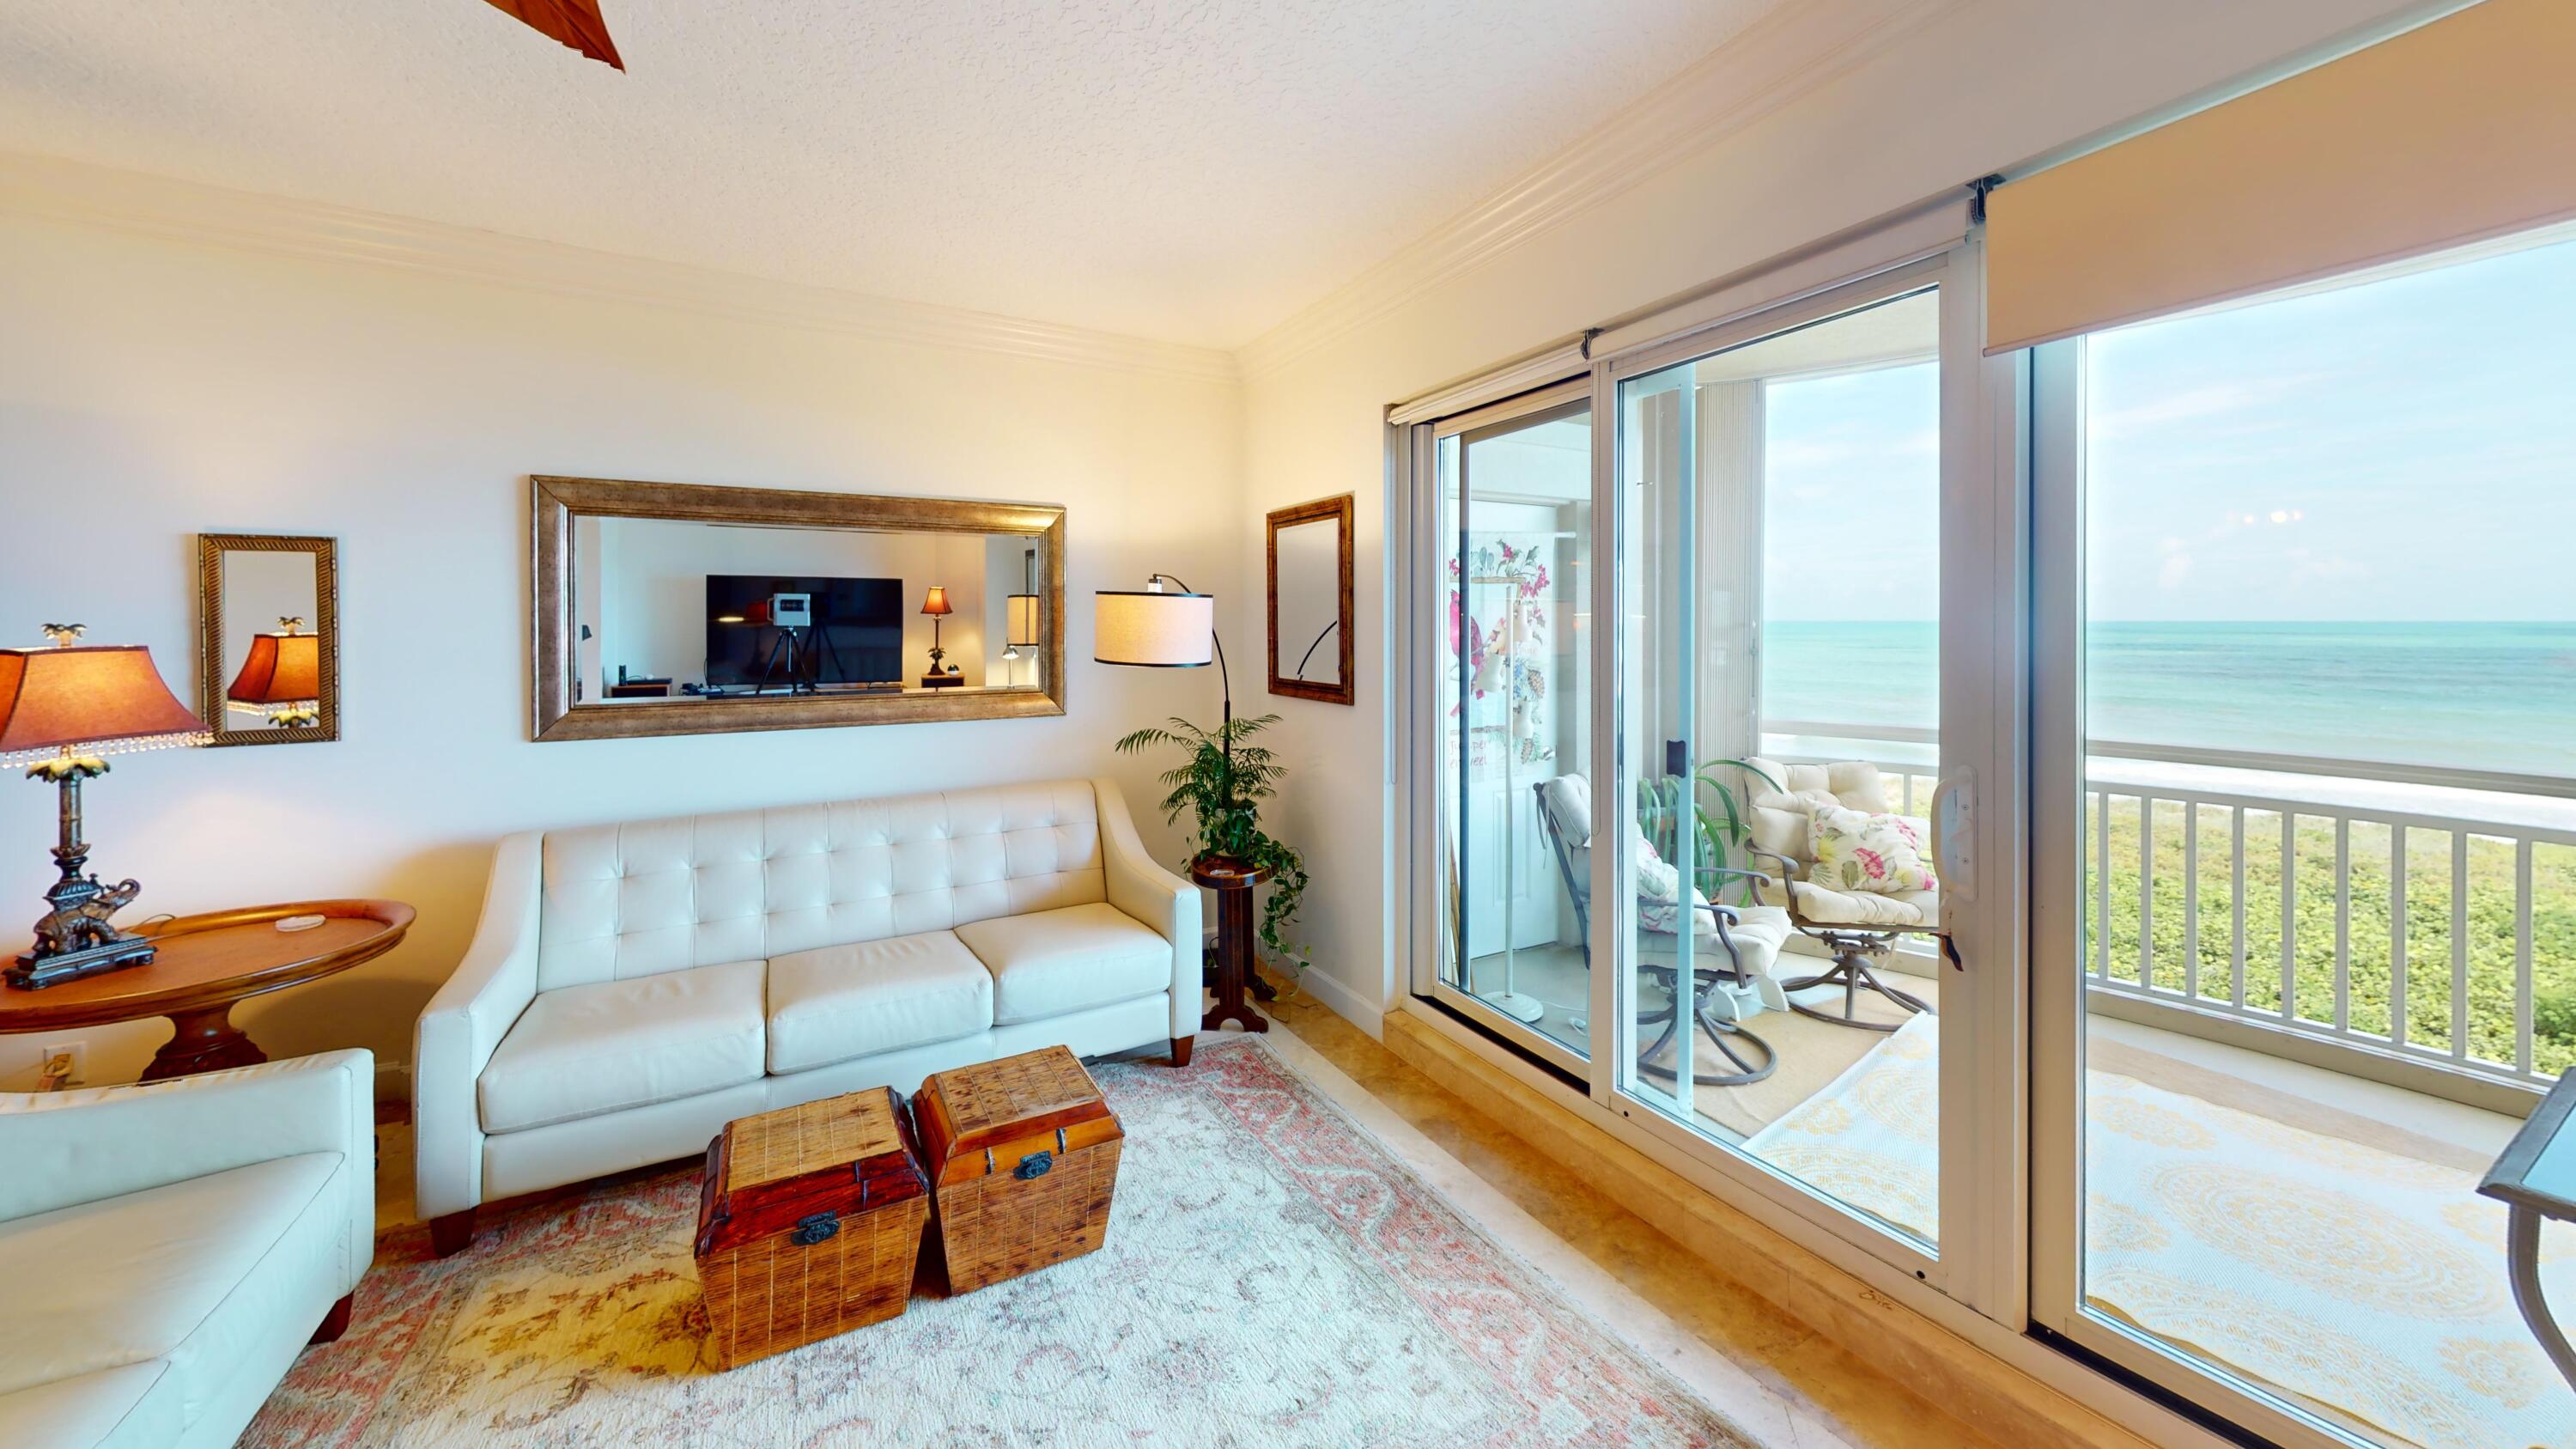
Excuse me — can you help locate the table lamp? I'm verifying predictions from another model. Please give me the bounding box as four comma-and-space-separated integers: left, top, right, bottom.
1, 626, 210, 989
920, 585, 956, 685
225, 615, 322, 728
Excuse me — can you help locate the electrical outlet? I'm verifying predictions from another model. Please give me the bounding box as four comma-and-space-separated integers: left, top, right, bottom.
35, 1040, 86, 1092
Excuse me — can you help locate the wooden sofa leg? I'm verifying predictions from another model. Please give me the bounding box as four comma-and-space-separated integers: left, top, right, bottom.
429, 1208, 478, 1257
310, 1292, 355, 1344
1170, 1035, 1194, 1068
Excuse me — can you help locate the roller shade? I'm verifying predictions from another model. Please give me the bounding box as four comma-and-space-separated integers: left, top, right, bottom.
1985, 0, 2576, 354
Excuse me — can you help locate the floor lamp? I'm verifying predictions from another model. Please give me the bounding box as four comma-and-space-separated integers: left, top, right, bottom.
1094, 575, 1274, 1037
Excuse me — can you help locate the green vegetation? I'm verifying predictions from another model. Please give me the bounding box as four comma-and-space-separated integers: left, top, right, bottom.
2081, 795, 2576, 1076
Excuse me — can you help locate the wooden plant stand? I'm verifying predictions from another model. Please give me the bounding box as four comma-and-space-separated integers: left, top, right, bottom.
1191, 855, 1273, 1035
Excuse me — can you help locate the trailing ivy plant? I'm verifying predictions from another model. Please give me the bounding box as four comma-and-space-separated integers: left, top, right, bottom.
1114, 713, 1312, 976
1636, 757, 1781, 906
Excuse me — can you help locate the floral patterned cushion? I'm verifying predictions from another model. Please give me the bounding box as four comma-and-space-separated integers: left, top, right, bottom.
1806, 803, 1936, 896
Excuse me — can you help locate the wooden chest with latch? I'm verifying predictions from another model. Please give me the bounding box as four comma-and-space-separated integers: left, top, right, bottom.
692, 1087, 928, 1367
913, 1045, 1124, 1294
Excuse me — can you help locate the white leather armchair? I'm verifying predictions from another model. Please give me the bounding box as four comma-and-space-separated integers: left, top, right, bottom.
1097, 775, 1204, 1048
413, 828, 541, 1234
0, 1050, 375, 1449
415, 776, 1198, 1257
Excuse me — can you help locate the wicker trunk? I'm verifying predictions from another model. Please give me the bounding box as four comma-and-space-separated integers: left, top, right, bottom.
693, 1087, 929, 1368
914, 1045, 1124, 1295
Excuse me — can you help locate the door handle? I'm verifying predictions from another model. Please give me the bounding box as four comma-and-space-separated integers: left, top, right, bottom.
1930, 767, 1975, 908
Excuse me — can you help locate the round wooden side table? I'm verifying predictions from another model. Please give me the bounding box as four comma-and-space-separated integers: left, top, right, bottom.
0, 899, 413, 1081
1190, 855, 1273, 1035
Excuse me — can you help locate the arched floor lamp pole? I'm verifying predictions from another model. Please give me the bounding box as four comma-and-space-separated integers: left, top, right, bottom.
1094, 575, 1272, 1036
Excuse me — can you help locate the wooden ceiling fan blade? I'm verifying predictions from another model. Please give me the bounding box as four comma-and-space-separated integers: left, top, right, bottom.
481, 0, 624, 71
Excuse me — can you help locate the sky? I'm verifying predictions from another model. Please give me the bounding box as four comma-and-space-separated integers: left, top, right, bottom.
1760, 230, 2576, 624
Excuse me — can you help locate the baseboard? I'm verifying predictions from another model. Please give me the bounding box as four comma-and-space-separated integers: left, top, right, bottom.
1288, 964, 1383, 1040
374, 1060, 412, 1108
1382, 1010, 2194, 1449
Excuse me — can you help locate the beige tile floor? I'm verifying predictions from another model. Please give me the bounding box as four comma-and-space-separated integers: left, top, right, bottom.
367, 987, 1996, 1449
1248, 977, 1999, 1449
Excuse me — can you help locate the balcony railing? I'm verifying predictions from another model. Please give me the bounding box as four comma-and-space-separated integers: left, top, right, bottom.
1759, 721, 2576, 1100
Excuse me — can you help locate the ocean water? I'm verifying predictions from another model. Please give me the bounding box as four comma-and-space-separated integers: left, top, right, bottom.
1762, 621, 2576, 779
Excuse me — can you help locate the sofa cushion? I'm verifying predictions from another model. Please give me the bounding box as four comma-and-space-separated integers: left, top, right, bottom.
0, 1152, 337, 1398
766, 929, 994, 1074
954, 902, 1171, 1026
478, 959, 766, 1133
0, 1361, 179, 1449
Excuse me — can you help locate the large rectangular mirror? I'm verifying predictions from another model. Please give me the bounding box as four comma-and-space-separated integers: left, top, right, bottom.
1267, 493, 1353, 704
532, 477, 1064, 741
198, 533, 339, 745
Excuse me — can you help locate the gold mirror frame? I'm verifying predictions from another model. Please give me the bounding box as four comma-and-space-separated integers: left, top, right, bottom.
197, 533, 341, 746
531, 476, 1066, 742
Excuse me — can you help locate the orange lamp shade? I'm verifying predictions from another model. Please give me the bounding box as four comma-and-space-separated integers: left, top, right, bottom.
0, 645, 210, 764
920, 586, 953, 618
227, 631, 322, 706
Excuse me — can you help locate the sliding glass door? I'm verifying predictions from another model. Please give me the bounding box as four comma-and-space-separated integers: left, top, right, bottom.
1418, 382, 1598, 1073
1596, 257, 2002, 1282
2031, 224, 2576, 1449
1402, 228, 2020, 1306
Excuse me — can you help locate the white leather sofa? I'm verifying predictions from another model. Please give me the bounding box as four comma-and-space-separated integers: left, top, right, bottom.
0, 1050, 375, 1449
415, 776, 1199, 1255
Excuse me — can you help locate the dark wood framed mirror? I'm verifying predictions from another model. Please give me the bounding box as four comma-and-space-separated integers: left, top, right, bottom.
532, 476, 1066, 741
1266, 493, 1353, 705
197, 533, 340, 746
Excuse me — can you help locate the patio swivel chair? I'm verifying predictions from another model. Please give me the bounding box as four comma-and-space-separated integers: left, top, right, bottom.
1741, 757, 1946, 1032
1531, 774, 1792, 1087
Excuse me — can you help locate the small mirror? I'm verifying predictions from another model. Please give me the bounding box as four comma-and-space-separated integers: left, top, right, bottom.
534, 478, 1065, 741
1267, 494, 1353, 705
198, 534, 339, 746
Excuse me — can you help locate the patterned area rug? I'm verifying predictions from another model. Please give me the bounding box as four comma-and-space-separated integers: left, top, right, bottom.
246, 1036, 1752, 1447
1746, 1015, 2576, 1449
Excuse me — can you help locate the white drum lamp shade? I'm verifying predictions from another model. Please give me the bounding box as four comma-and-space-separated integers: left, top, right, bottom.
1005, 594, 1042, 649
1094, 589, 1212, 667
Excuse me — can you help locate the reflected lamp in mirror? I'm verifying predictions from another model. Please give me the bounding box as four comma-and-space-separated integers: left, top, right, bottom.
197, 533, 338, 746
920, 584, 959, 686
225, 618, 322, 728
1, 630, 210, 989
1004, 594, 1041, 661
1266, 494, 1354, 705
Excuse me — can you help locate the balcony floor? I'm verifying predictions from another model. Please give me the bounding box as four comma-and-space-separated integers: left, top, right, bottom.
1462, 945, 2562, 1449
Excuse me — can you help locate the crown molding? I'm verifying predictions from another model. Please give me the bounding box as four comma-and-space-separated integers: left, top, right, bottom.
1235, 0, 1969, 381
0, 150, 1240, 386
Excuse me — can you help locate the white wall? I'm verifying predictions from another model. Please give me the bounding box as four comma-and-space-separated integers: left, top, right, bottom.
1236, 0, 2426, 1026
0, 212, 1240, 1090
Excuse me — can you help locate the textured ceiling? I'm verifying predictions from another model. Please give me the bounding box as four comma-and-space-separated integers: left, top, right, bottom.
0, 0, 1787, 348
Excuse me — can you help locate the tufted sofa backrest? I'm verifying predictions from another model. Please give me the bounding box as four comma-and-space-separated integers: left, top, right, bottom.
533, 779, 1106, 991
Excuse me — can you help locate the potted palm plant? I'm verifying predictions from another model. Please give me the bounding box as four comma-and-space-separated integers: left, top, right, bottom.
1115, 713, 1311, 977
1637, 756, 1781, 906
